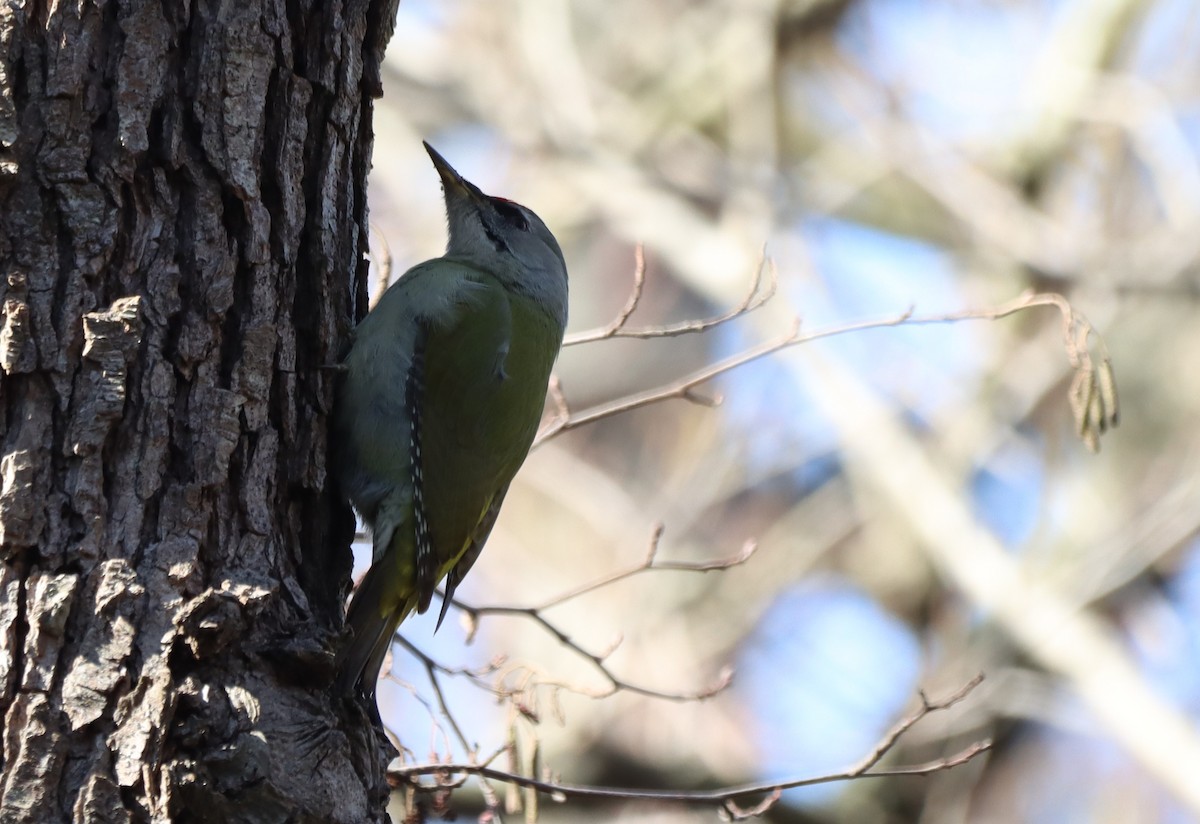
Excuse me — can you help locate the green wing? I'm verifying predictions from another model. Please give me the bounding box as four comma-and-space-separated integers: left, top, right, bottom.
436, 482, 510, 629
419, 281, 561, 585
335, 263, 561, 697
405, 289, 529, 614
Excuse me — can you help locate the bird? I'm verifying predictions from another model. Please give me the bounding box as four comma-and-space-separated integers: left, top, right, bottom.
331, 142, 568, 700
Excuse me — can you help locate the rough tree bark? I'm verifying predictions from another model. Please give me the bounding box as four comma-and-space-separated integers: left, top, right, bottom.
0, 0, 399, 820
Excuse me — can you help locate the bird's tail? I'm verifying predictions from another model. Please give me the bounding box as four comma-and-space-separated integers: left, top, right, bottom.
335, 554, 413, 700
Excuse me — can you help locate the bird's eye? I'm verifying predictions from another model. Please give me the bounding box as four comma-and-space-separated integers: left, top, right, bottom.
493, 199, 530, 232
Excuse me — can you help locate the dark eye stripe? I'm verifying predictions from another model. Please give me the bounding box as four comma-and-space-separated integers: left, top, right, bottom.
483, 225, 508, 251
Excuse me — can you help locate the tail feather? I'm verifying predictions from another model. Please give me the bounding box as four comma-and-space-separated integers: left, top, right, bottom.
335, 557, 414, 699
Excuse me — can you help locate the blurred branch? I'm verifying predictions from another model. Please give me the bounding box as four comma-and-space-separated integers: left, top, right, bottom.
807, 340, 1200, 814
1066, 474, 1200, 604
998, 0, 1151, 181
388, 675, 991, 821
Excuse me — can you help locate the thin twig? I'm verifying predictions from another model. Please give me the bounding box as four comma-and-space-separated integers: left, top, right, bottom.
539, 318, 807, 446
392, 640, 512, 813
844, 673, 985, 776
394, 637, 479, 755
390, 746, 992, 808
539, 290, 1116, 451
455, 600, 734, 702
561, 244, 647, 345
562, 247, 777, 345
389, 677, 990, 819
445, 526, 751, 702
525, 524, 756, 611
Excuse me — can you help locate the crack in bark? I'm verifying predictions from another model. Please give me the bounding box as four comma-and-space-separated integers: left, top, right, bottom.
0, 0, 399, 818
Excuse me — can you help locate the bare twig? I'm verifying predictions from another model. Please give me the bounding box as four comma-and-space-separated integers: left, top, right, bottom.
443, 526, 752, 702
379, 527, 753, 788
562, 247, 777, 346
539, 318, 807, 446
454, 598, 734, 702
390, 743, 992, 815
561, 244, 647, 345
844, 673, 984, 776
539, 290, 1117, 452
388, 677, 991, 819
525, 523, 755, 611
390, 640, 513, 814
393, 637, 482, 755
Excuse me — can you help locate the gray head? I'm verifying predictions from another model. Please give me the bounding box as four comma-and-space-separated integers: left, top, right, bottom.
425, 142, 569, 328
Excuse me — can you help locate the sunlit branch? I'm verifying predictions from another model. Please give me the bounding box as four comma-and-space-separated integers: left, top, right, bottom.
438, 525, 751, 702
561, 243, 646, 345
389, 676, 990, 821
539, 289, 1117, 452
562, 246, 777, 346
513, 522, 755, 612
844, 673, 984, 776
453, 597, 734, 703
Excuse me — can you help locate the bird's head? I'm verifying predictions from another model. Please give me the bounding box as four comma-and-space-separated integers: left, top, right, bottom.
425, 142, 568, 326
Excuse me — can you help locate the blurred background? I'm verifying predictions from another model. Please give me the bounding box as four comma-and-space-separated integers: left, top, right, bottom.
357, 1, 1200, 821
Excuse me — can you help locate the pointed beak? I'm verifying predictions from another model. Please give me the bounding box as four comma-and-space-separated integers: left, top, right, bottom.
424, 141, 487, 205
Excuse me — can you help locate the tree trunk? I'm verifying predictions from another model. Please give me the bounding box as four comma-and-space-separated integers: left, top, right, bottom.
0, 0, 397, 820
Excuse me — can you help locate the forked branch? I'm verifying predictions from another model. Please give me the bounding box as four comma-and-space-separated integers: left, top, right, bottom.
448, 525, 753, 702
389, 675, 990, 821
562, 245, 778, 346
539, 288, 1117, 452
